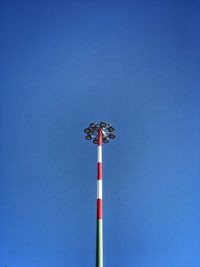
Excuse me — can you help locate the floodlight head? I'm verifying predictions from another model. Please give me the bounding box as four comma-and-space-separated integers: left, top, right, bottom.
109, 133, 115, 139
103, 137, 109, 144
90, 123, 96, 129
108, 126, 115, 132
84, 122, 116, 144
85, 134, 92, 140
100, 122, 107, 128
84, 127, 91, 134
93, 139, 98, 144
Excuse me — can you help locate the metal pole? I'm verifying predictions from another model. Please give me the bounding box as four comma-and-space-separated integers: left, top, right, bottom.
96, 128, 103, 267
84, 122, 115, 267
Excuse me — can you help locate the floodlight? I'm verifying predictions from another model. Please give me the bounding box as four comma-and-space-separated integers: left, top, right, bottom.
93, 139, 98, 144
84, 128, 91, 134
83, 121, 116, 267
85, 135, 92, 140
103, 137, 109, 144
100, 122, 107, 128
109, 133, 115, 139
108, 126, 115, 132
90, 123, 96, 129
84, 122, 116, 144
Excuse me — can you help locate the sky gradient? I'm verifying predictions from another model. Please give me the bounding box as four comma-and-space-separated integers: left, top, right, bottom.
0, 0, 200, 266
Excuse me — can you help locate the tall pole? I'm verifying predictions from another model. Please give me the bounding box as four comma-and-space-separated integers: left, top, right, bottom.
96, 129, 103, 267
84, 122, 116, 267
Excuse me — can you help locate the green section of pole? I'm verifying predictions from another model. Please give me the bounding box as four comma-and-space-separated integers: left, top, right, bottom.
96, 219, 103, 267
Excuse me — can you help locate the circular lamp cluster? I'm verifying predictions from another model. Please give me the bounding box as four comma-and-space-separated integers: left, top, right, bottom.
84, 122, 116, 144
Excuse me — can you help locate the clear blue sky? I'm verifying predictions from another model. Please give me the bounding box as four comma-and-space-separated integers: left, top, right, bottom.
0, 0, 200, 266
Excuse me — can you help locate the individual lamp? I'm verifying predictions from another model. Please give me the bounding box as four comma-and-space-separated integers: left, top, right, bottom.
109, 133, 115, 139
103, 137, 109, 143
85, 134, 92, 140
108, 126, 115, 132
100, 122, 107, 128
84, 127, 91, 134
90, 123, 96, 129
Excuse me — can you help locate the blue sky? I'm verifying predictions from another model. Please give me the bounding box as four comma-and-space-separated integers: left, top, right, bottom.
0, 0, 200, 266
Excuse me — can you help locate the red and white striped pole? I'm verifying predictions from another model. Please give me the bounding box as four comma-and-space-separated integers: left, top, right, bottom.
84, 122, 115, 267
96, 128, 103, 267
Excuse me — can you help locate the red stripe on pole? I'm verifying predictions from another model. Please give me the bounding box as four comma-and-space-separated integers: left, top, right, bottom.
97, 162, 102, 180
97, 199, 103, 219
98, 129, 102, 146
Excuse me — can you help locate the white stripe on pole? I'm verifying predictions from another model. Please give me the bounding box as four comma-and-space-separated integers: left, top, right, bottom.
97, 180, 103, 199
97, 146, 102, 163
